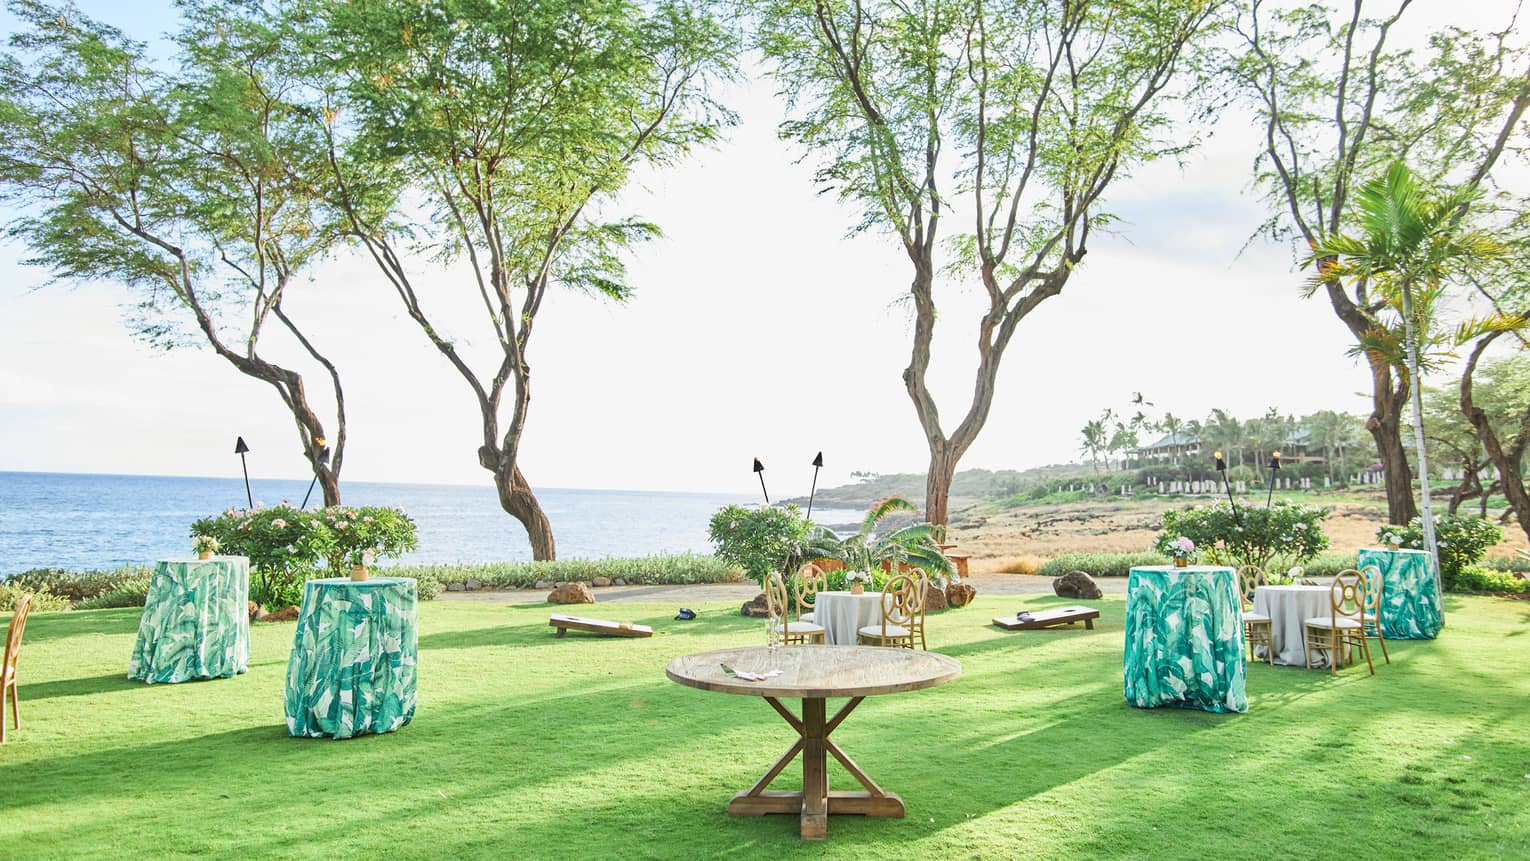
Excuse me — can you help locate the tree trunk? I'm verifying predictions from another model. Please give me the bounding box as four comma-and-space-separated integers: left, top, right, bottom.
495, 463, 555, 561
1461, 334, 1530, 544
1400, 283, 1439, 588
924, 447, 958, 527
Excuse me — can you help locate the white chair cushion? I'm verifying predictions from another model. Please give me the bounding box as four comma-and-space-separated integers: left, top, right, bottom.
1242, 612, 1270, 623
800, 611, 816, 623
1304, 616, 1362, 629
775, 621, 824, 634
858, 624, 911, 638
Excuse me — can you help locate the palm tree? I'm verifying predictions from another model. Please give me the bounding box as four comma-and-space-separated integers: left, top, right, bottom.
802, 497, 955, 581
1080, 418, 1108, 475
1206, 409, 1245, 469
1310, 162, 1503, 593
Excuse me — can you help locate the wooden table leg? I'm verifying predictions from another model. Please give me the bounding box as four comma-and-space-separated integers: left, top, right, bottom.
727, 696, 904, 840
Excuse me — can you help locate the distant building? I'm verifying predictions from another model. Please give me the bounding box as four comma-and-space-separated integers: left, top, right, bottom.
1131, 432, 1201, 464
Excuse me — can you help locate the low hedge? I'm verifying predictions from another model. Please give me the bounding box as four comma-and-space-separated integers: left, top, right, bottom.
1035, 551, 1169, 578
386, 553, 747, 592
1450, 565, 1530, 595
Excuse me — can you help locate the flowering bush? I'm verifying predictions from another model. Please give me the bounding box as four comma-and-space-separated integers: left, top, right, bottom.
708, 504, 811, 585
317, 505, 419, 574
191, 504, 335, 606
1376, 515, 1502, 590
1158, 501, 1330, 572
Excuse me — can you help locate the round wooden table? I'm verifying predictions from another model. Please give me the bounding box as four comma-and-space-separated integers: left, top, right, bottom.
666, 645, 960, 841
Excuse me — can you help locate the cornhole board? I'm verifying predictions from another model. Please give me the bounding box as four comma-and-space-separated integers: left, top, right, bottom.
549, 614, 653, 638
992, 606, 1099, 631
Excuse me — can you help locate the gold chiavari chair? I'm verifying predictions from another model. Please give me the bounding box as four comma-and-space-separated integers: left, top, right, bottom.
1303, 570, 1374, 676
1357, 564, 1390, 665
2, 593, 33, 744
1238, 565, 1273, 666
765, 572, 824, 645
794, 562, 829, 624
857, 573, 921, 649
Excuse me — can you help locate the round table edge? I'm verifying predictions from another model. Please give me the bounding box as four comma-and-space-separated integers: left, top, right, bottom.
665, 647, 961, 699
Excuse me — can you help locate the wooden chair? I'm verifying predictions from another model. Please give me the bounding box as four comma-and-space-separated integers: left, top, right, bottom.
1238, 565, 1273, 665
765, 572, 824, 645
794, 562, 829, 624
3, 594, 32, 744
1303, 571, 1374, 676
1357, 564, 1390, 665
858, 573, 924, 650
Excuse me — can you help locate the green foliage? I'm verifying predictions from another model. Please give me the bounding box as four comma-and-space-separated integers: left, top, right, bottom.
389, 554, 746, 591
0, 581, 71, 613
73, 577, 154, 610
192, 505, 335, 608
708, 505, 811, 584
5, 566, 154, 604
801, 496, 955, 583
315, 506, 419, 572
1036, 552, 1170, 579
1448, 566, 1530, 595
1376, 515, 1503, 589
816, 567, 893, 593
1158, 501, 1330, 572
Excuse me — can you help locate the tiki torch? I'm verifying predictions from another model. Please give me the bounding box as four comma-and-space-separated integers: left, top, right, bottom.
1215, 450, 1240, 526
805, 452, 824, 522
753, 457, 769, 504
1266, 451, 1281, 508
234, 436, 253, 508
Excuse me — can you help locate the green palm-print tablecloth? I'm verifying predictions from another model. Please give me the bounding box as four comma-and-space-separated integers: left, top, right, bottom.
284, 577, 417, 739
128, 556, 250, 684
1357, 548, 1441, 639
1124, 566, 1247, 714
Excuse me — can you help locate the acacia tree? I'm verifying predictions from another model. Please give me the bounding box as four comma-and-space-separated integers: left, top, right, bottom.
303, 0, 735, 559
752, 0, 1224, 525
0, 0, 349, 503
1229, 0, 1530, 524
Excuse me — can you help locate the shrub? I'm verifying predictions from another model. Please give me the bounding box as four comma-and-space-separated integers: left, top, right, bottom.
1376, 515, 1502, 589
0, 581, 71, 613
994, 555, 1044, 575
818, 566, 892, 592
1159, 501, 1330, 572
6, 566, 153, 603
315, 505, 419, 574
1036, 551, 1170, 578
192, 505, 335, 607
1449, 565, 1530, 595
708, 504, 811, 584
74, 573, 154, 610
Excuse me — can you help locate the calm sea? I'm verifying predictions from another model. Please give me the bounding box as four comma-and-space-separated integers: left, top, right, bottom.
0, 471, 864, 575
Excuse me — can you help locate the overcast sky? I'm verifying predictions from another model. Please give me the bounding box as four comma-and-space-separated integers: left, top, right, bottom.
0, 1, 1523, 498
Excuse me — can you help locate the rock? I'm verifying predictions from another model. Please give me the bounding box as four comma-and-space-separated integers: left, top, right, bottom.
946, 582, 976, 608
593, 576, 612, 587
922, 586, 948, 612
548, 582, 595, 604
447, 582, 465, 592
1053, 570, 1103, 600
259, 605, 300, 622
247, 600, 263, 621
464, 579, 480, 591
613, 578, 626, 586
1514, 572, 1527, 581
740, 592, 770, 618
534, 580, 550, 590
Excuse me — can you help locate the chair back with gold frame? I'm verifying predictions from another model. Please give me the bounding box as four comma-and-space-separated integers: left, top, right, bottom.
3, 593, 33, 743
764, 572, 790, 626
1302, 569, 1373, 675
794, 562, 828, 620
862, 574, 919, 649
1357, 564, 1390, 664
1328, 570, 1367, 625
1236, 565, 1265, 611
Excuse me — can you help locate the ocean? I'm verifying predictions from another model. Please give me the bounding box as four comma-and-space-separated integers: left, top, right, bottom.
0, 471, 865, 575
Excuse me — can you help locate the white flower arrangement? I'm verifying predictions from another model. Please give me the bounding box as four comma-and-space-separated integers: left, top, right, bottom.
192, 535, 220, 554
844, 570, 873, 584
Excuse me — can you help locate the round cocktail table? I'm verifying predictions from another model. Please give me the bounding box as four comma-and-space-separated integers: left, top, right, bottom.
666, 645, 960, 840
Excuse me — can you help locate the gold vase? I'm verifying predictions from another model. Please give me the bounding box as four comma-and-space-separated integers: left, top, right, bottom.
351, 564, 370, 582
197, 550, 213, 561
1173, 557, 1189, 568
851, 582, 865, 595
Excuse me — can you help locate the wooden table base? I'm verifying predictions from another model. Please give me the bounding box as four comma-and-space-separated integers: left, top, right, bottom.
726, 696, 905, 840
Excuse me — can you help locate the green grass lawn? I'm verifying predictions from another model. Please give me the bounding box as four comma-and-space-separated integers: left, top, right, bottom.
3, 594, 1527, 860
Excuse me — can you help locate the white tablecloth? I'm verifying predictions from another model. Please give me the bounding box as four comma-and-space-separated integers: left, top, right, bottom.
1253, 585, 1333, 667
814, 591, 886, 645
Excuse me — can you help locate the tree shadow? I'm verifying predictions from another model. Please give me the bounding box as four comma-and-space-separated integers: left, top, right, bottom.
18, 673, 143, 701
20, 608, 142, 643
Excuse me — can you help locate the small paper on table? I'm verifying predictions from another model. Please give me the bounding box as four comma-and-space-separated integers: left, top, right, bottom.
720, 663, 783, 683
